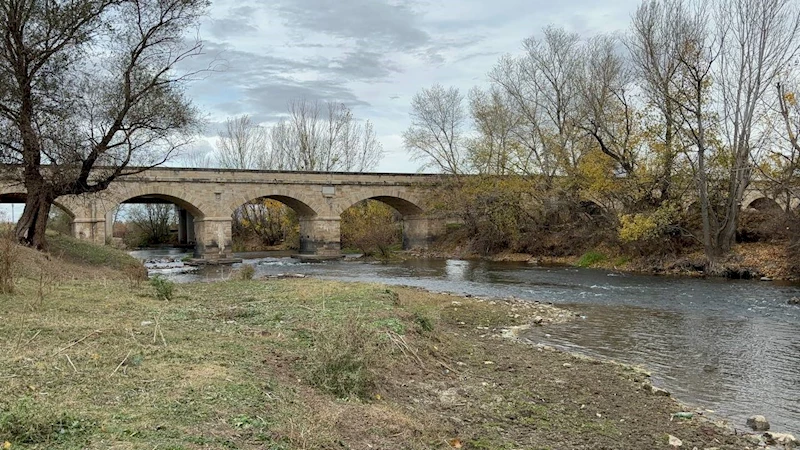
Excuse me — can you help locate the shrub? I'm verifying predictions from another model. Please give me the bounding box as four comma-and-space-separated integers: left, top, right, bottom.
149, 275, 174, 301
238, 263, 256, 280
341, 200, 402, 257
305, 318, 382, 399
414, 312, 434, 333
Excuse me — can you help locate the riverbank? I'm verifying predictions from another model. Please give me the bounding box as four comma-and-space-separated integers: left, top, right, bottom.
405, 241, 799, 282
1, 267, 761, 449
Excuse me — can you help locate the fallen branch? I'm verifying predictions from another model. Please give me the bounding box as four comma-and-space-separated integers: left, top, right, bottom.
153, 319, 167, 346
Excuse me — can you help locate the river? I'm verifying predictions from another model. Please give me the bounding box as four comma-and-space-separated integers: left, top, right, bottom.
131, 249, 800, 433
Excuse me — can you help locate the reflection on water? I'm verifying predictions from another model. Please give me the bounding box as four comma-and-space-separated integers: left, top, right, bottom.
132, 250, 800, 432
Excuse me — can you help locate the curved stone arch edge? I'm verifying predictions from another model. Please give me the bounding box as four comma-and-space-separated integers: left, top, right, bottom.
0, 191, 78, 219
225, 192, 322, 219
336, 191, 428, 218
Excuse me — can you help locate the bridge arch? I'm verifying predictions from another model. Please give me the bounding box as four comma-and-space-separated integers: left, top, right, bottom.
744, 197, 781, 211
228, 193, 321, 252
227, 193, 319, 219
339, 191, 425, 217
107, 187, 208, 219
339, 192, 433, 250
103, 187, 212, 256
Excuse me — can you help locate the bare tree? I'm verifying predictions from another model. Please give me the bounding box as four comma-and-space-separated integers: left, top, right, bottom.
577, 35, 640, 179
627, 0, 691, 201
216, 115, 269, 170
667, 0, 724, 258
768, 83, 800, 206
712, 0, 800, 254
467, 87, 519, 175
178, 146, 214, 168
488, 27, 585, 179
126, 203, 176, 246
0, 0, 208, 249
269, 99, 383, 172
403, 84, 466, 174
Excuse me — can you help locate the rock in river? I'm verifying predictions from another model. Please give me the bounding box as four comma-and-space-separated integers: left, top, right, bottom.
746, 415, 770, 431
789, 297, 800, 305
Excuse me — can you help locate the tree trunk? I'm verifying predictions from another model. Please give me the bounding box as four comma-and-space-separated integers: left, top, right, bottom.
15, 190, 53, 250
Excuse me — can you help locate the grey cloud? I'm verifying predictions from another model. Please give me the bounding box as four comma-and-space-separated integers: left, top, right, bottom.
185, 41, 398, 83
269, 0, 430, 51
327, 51, 401, 79
206, 5, 260, 39
242, 77, 369, 114
207, 17, 258, 38
179, 40, 375, 124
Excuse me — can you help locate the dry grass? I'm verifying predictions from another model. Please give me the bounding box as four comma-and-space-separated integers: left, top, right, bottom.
0, 228, 19, 294
0, 273, 755, 449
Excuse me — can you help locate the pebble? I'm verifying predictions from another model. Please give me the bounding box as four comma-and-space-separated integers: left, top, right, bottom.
650, 385, 671, 397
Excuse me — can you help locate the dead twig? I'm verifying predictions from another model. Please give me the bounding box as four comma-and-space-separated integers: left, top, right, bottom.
23, 329, 41, 348
437, 360, 460, 375
387, 331, 425, 369
110, 350, 132, 377
65, 354, 78, 373
128, 329, 141, 345
158, 323, 167, 347
53, 330, 101, 356
153, 318, 167, 346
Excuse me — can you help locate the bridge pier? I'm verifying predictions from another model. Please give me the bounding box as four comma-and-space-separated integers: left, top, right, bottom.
193, 217, 233, 259
299, 216, 341, 257
403, 216, 444, 250
71, 217, 106, 244
176, 207, 195, 245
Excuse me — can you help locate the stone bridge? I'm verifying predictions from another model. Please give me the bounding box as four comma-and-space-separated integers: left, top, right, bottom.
0, 168, 445, 259
0, 167, 790, 259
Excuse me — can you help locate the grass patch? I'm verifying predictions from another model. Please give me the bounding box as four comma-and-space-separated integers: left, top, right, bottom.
577, 250, 607, 267
47, 232, 144, 276
236, 263, 256, 280
613, 256, 632, 267
0, 398, 96, 447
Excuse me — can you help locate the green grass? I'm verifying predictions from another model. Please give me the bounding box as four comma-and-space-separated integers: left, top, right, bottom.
46, 232, 144, 275
577, 250, 607, 267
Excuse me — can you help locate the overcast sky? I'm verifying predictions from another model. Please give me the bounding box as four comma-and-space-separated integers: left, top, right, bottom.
182, 0, 643, 173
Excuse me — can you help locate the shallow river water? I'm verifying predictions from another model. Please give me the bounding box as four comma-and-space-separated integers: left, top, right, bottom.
132, 249, 800, 432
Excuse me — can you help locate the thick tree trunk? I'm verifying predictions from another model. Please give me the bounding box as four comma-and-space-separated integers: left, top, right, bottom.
15, 190, 53, 250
